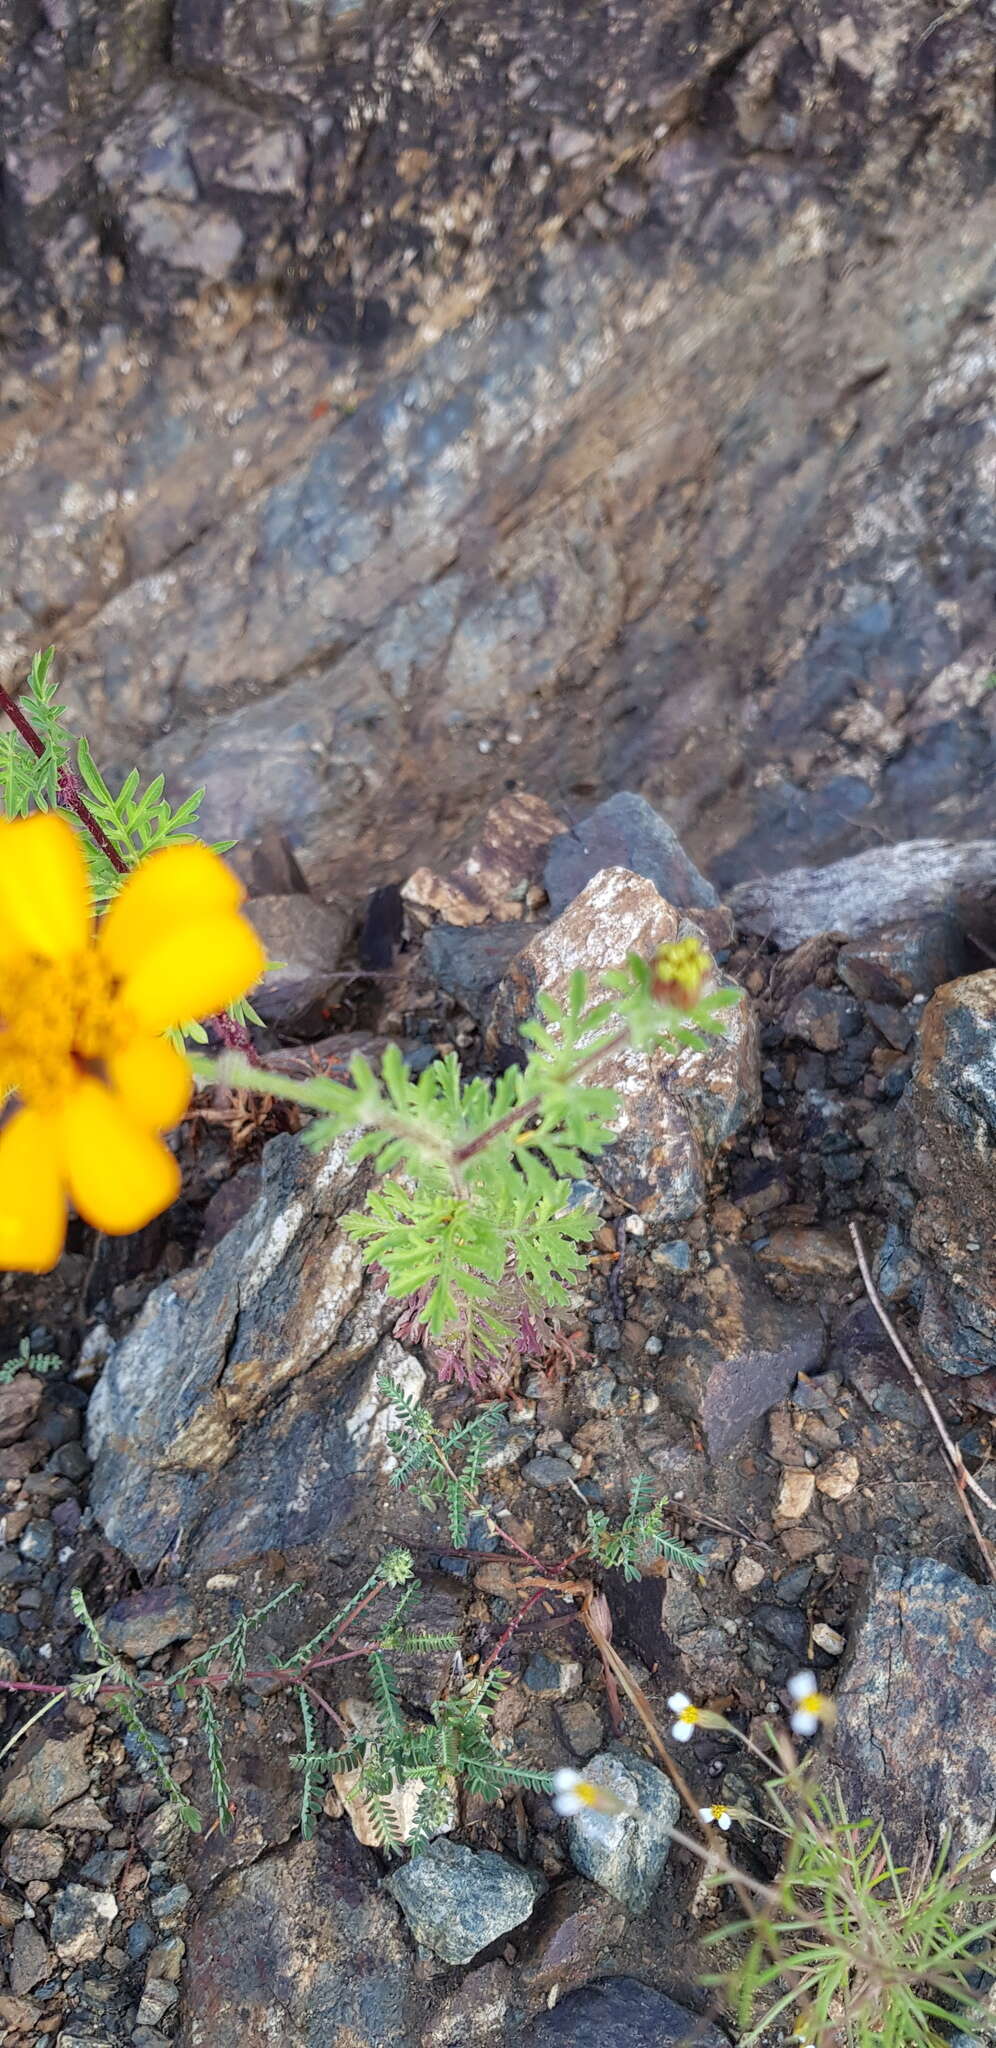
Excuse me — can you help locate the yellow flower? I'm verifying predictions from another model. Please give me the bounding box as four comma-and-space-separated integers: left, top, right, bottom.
0, 815, 265, 1271
650, 935, 711, 1010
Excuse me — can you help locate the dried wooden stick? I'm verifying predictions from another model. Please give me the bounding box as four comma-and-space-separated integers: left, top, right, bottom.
849, 1221, 996, 1583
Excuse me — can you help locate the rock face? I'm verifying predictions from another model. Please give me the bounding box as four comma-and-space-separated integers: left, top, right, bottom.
565, 1750, 679, 1914
384, 1836, 545, 1965
831, 1557, 996, 1862
892, 971, 996, 1375
523, 1978, 728, 2047
4, 5, 996, 913
489, 868, 759, 1224
182, 1825, 412, 2046
86, 1133, 403, 1573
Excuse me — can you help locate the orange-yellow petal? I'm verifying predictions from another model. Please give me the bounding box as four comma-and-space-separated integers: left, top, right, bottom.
107, 1034, 193, 1133
120, 911, 265, 1033
0, 1108, 66, 1272
0, 813, 90, 962
60, 1077, 180, 1235
99, 843, 245, 980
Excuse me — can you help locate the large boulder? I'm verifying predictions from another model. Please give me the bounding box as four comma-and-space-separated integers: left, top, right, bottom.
182, 1824, 413, 2047
830, 1557, 996, 1862
86, 1134, 408, 1573
488, 868, 759, 1224
729, 841, 996, 951
891, 970, 996, 1374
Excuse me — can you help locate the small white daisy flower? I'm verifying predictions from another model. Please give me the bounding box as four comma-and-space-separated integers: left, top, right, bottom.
551, 1767, 587, 1816
698, 1803, 732, 1831
787, 1669, 832, 1735
551, 1767, 636, 1819
990, 1866, 996, 1886
668, 1691, 700, 1742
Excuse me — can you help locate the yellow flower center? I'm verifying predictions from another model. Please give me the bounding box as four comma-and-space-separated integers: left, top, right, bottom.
678, 1704, 700, 1725
0, 949, 129, 1109
800, 1691, 822, 1715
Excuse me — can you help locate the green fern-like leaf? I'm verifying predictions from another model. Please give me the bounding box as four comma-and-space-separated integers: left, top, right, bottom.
197, 1688, 234, 1833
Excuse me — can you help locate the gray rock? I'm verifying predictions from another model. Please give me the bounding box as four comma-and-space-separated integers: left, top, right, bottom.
87, 1134, 396, 1572
658, 1246, 825, 1459
730, 842, 996, 950
50, 1885, 119, 1963
544, 794, 718, 918
185, 1827, 411, 2043
522, 1976, 728, 2045
0, 1731, 92, 1829
837, 914, 969, 1004
489, 869, 759, 1225
385, 1836, 545, 1965
98, 1587, 196, 1662
891, 970, 996, 1374
522, 1455, 576, 1490
565, 1750, 679, 1913
245, 892, 349, 1034
831, 1557, 996, 1862
784, 985, 862, 1051
10, 1919, 50, 1995
2, 1828, 66, 1882
422, 922, 530, 1019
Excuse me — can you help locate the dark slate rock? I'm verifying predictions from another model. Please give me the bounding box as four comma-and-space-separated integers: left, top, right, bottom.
837, 913, 968, 1003
891, 970, 996, 1375
86, 1134, 397, 1572
730, 842, 996, 950
658, 1247, 825, 1459
98, 1587, 196, 1662
831, 1557, 996, 1861
245, 892, 349, 1035
522, 1977, 728, 2046
185, 1827, 412, 2044
422, 921, 531, 1019
544, 793, 718, 918
784, 986, 862, 1051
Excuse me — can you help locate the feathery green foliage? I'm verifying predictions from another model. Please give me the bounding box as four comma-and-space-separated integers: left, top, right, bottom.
0, 1337, 62, 1386
586, 1473, 707, 1581
203, 956, 738, 1388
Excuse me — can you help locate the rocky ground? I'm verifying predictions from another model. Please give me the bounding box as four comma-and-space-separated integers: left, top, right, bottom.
2, 0, 996, 2040
0, 788, 995, 2047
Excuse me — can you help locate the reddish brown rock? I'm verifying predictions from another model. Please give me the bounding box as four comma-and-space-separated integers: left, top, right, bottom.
489, 868, 759, 1224
0, 1374, 44, 1448
404, 792, 566, 926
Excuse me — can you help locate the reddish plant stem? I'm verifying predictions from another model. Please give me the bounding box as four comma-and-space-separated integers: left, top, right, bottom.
0, 683, 128, 876
450, 1028, 629, 1167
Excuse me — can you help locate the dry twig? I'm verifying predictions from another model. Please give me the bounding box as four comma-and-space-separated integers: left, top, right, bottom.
849, 1221, 996, 1583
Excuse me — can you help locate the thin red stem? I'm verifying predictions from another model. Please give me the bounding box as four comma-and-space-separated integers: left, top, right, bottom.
0, 683, 128, 876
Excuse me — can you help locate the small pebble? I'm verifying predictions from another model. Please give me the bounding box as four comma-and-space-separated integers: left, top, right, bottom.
775, 1469, 815, 1521
814, 1452, 859, 1501
732, 1555, 765, 1593
812, 1621, 845, 1656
